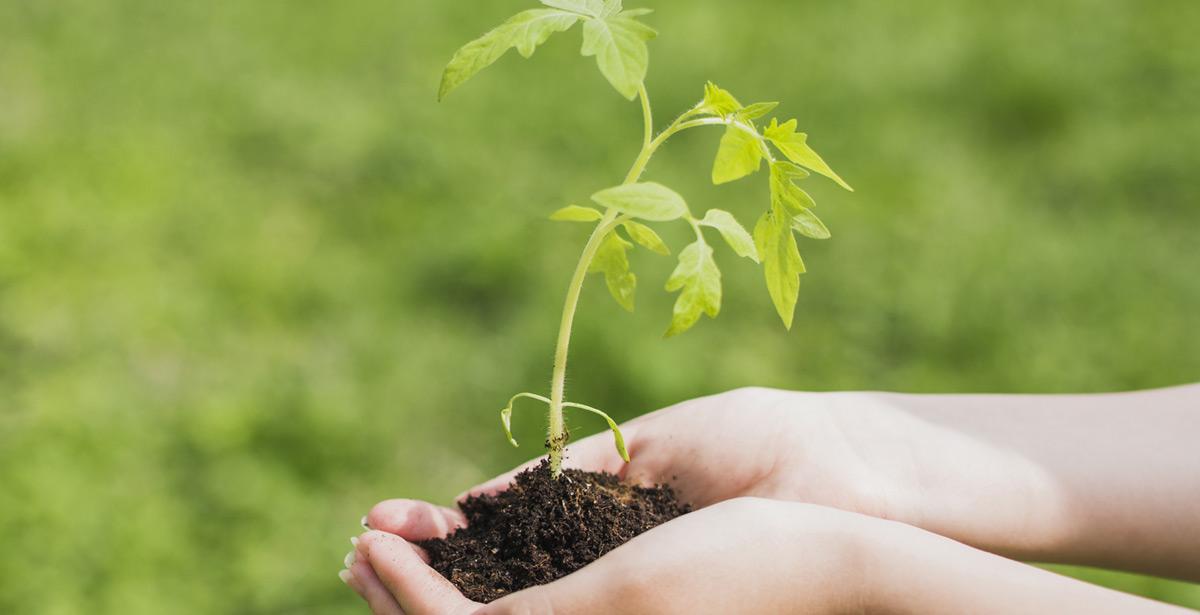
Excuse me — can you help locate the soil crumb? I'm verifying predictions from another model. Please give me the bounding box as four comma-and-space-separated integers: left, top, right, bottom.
419, 460, 689, 603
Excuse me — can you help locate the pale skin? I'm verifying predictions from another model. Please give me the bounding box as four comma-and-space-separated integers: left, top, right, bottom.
342, 384, 1200, 614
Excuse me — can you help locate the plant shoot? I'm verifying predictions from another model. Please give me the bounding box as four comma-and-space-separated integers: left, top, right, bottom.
440, 0, 853, 478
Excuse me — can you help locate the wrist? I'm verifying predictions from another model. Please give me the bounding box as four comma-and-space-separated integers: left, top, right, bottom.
845, 391, 1069, 562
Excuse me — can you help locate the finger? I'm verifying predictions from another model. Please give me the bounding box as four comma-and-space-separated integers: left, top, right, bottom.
362, 530, 481, 615
367, 499, 466, 542
356, 532, 430, 565
460, 426, 637, 501
348, 559, 406, 615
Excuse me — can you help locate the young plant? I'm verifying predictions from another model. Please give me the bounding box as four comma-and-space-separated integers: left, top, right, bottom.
440, 0, 853, 478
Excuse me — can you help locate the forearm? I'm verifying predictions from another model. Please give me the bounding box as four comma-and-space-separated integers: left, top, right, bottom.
836, 385, 1200, 580
865, 516, 1193, 614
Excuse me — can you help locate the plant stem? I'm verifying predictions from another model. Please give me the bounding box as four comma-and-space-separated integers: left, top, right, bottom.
545, 86, 718, 477
546, 208, 620, 476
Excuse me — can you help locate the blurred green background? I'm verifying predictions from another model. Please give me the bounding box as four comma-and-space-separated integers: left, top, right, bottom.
2, 0, 1197, 612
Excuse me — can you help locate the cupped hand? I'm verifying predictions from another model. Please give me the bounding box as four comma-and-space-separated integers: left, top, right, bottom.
462, 387, 903, 513
341, 387, 892, 613
345, 497, 876, 615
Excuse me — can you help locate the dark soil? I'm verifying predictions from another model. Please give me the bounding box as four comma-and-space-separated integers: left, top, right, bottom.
419, 460, 690, 603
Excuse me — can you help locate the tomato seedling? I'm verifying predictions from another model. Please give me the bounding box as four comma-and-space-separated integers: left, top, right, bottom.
440, 0, 853, 478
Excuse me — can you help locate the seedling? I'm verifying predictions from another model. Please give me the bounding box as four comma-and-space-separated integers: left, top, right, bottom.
440, 0, 853, 478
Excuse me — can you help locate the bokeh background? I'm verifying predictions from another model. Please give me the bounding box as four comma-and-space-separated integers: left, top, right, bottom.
2, 0, 1198, 612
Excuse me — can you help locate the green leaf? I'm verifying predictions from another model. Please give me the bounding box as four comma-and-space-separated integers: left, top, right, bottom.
712, 124, 763, 185
540, 0, 608, 15
772, 160, 811, 180
550, 204, 604, 222
562, 401, 630, 462
790, 206, 831, 240
580, 10, 656, 99
699, 81, 742, 116
699, 209, 758, 262
439, 9, 582, 101
622, 220, 670, 255
591, 182, 688, 221
499, 392, 553, 448
764, 119, 854, 191
664, 240, 722, 337
769, 161, 818, 213
589, 231, 637, 311
618, 8, 654, 18
738, 102, 779, 121
754, 205, 806, 329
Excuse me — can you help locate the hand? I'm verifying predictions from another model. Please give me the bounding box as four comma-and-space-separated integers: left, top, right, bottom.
346, 497, 874, 615
461, 387, 898, 512
345, 497, 1188, 614
463, 385, 1200, 579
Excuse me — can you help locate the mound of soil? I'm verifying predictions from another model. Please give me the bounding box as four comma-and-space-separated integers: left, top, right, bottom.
419, 460, 690, 603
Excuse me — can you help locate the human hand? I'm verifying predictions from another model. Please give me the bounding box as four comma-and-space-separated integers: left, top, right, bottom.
463, 385, 1200, 574
457, 386, 1048, 554
344, 495, 1189, 615
345, 497, 874, 615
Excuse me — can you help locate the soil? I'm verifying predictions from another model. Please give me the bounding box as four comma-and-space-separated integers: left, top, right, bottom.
419, 460, 690, 603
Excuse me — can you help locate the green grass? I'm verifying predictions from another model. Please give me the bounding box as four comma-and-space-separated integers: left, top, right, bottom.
1, 0, 1197, 612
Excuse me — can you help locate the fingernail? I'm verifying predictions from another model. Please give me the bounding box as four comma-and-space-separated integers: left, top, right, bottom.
338, 568, 354, 586
344, 549, 357, 568
350, 536, 359, 547
360, 515, 371, 530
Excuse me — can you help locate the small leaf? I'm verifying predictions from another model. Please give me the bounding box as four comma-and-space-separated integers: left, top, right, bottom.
772, 160, 810, 180
550, 204, 604, 222
769, 161, 818, 213
699, 209, 759, 262
563, 402, 630, 462
439, 9, 582, 101
622, 220, 670, 255
591, 182, 688, 221
540, 0, 607, 15
619, 8, 653, 18
790, 206, 831, 240
499, 392, 553, 449
764, 119, 854, 191
754, 205, 806, 329
712, 124, 763, 185
699, 81, 742, 116
500, 402, 518, 447
598, 0, 624, 17
580, 11, 656, 99
738, 102, 779, 121
589, 231, 637, 311
664, 240, 722, 337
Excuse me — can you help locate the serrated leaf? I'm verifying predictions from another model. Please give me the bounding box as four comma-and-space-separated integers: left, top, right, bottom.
550, 204, 604, 222
764, 119, 854, 191
591, 182, 688, 221
790, 206, 832, 239
700, 81, 742, 116
712, 124, 763, 185
772, 160, 811, 180
598, 0, 624, 17
738, 102, 779, 121
769, 162, 818, 214
589, 231, 637, 311
439, 9, 581, 101
622, 220, 670, 255
580, 11, 656, 99
699, 209, 758, 262
540, 0, 607, 15
664, 240, 722, 337
754, 205, 806, 329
